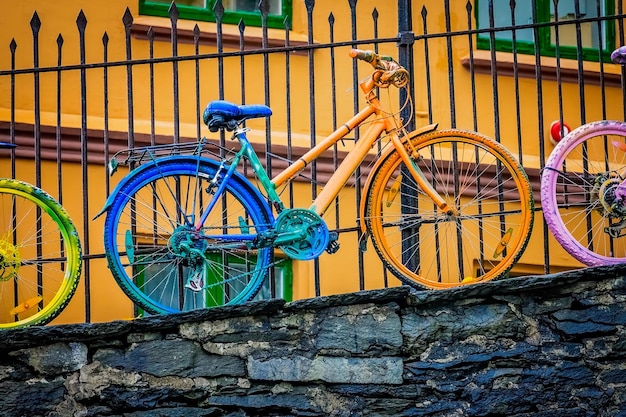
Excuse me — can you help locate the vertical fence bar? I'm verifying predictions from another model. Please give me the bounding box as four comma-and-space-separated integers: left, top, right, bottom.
328, 13, 339, 232
147, 28, 156, 146
214, 1, 225, 153
594, 0, 607, 120
509, 0, 524, 162
238, 20, 246, 106
464, 1, 485, 272
347, 0, 365, 291
303, 0, 321, 296
444, 0, 457, 129
55, 35, 64, 203
121, 8, 136, 316
123, 8, 135, 150
102, 32, 111, 195
445, 0, 468, 278
9, 38, 17, 312
77, 10, 91, 323
572, 0, 595, 255
194, 25, 201, 141
399, 0, 421, 279
616, 1, 626, 120
283, 16, 294, 209
530, 0, 550, 274
55, 33, 67, 287
553, 0, 566, 149
259, 0, 276, 300
170, 4, 180, 144
370, 7, 389, 288
28, 12, 44, 312
238, 20, 250, 179
465, 2, 479, 132
30, 13, 41, 188
260, 0, 272, 177
420, 7, 433, 124
9, 39, 16, 176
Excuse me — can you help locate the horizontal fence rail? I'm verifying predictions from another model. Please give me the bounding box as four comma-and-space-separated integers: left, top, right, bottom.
0, 0, 625, 324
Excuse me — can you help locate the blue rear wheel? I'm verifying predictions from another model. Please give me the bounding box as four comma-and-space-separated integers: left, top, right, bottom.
103, 157, 273, 314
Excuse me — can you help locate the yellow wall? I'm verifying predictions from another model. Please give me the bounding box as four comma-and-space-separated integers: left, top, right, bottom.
0, 1, 621, 324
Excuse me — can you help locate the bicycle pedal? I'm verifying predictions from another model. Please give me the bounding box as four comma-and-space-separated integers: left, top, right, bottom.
325, 231, 340, 254
185, 272, 205, 292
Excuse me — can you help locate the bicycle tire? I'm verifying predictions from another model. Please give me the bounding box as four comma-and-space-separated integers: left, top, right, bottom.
103, 156, 273, 315
541, 120, 626, 266
364, 129, 534, 289
0, 178, 82, 329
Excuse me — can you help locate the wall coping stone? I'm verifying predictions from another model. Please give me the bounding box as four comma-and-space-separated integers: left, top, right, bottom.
3, 264, 626, 352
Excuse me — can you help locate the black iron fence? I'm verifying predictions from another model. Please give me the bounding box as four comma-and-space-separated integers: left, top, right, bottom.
1, 0, 625, 322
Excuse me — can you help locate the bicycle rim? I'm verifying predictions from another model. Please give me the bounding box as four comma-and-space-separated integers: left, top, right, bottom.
103, 158, 273, 315
0, 179, 82, 329
541, 120, 626, 265
365, 130, 534, 289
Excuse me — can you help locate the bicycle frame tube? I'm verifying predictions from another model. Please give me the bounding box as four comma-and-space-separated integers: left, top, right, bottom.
271, 105, 379, 188
194, 129, 287, 231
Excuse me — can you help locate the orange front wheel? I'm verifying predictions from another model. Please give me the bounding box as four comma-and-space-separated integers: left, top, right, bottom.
363, 129, 534, 289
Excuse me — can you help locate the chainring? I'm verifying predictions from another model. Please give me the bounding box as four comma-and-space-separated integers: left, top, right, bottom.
275, 208, 330, 261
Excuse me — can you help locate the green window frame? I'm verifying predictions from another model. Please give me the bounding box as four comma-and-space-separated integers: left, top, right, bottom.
475, 0, 615, 62
139, 0, 292, 29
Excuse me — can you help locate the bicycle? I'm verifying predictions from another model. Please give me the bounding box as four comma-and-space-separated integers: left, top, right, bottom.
97, 49, 534, 315
0, 142, 82, 329
540, 46, 626, 266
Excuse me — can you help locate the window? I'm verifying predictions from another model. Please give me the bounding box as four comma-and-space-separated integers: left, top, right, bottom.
475, 0, 615, 62
139, 0, 292, 29
136, 253, 292, 315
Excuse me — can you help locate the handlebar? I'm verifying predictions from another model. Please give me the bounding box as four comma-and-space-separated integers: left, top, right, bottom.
349, 48, 398, 70
612, 46, 626, 65
349, 49, 409, 88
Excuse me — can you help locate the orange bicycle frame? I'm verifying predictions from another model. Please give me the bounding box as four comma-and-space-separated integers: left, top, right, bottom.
269, 75, 451, 217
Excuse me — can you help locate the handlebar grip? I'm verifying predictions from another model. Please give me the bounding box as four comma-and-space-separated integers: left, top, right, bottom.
611, 46, 626, 65
349, 49, 376, 63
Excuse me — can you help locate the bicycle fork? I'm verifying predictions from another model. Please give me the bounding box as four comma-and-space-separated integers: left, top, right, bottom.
388, 130, 456, 215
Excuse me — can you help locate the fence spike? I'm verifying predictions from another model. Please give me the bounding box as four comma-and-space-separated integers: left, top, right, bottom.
169, 2, 179, 21
9, 39, 16, 53
258, 0, 269, 16
214, 0, 224, 18
30, 12, 41, 34
122, 7, 133, 28
76, 10, 87, 33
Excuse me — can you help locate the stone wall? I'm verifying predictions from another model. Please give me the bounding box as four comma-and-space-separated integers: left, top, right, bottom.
3, 265, 626, 417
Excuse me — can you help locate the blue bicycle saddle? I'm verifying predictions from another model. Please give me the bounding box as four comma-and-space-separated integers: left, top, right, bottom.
203, 100, 272, 132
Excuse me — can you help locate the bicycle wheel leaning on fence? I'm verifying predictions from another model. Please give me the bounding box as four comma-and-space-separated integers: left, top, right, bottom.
540, 46, 626, 266
0, 143, 82, 329
98, 49, 534, 315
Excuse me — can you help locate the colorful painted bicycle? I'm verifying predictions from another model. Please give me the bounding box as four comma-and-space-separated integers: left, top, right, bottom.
98, 49, 534, 315
540, 46, 626, 266
0, 142, 82, 329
